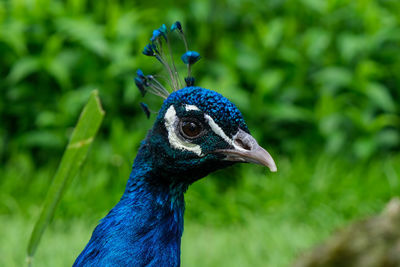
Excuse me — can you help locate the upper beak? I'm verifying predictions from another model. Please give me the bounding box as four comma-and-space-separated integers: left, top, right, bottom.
214, 129, 277, 172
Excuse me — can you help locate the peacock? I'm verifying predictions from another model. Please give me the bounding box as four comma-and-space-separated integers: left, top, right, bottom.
74, 22, 277, 266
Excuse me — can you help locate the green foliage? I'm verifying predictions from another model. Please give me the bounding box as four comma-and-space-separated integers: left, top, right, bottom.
1, 0, 400, 163
26, 90, 104, 265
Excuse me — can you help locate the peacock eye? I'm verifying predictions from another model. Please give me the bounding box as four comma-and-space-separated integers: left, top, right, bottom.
179, 118, 204, 139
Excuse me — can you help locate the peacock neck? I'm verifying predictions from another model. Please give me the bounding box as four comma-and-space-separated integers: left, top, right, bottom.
74, 144, 188, 266
123, 143, 189, 207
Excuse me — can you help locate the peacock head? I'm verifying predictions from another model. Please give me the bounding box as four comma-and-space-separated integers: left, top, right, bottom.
135, 22, 276, 183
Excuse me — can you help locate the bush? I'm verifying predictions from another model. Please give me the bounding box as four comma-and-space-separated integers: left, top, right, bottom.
1, 0, 400, 164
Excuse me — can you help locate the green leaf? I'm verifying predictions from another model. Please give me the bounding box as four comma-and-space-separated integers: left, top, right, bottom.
338, 33, 369, 62
313, 67, 352, 91
0, 21, 27, 55
365, 83, 396, 112
55, 18, 109, 57
7, 57, 41, 84
268, 103, 314, 122
44, 57, 72, 89
26, 90, 105, 265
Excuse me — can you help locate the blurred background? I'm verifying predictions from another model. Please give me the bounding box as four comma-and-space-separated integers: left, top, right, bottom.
1, 0, 400, 266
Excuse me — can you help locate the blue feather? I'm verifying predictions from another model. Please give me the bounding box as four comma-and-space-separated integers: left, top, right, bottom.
74, 145, 185, 266
181, 51, 201, 65
140, 102, 151, 118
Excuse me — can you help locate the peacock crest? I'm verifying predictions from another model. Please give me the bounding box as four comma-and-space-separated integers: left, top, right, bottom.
134, 21, 201, 104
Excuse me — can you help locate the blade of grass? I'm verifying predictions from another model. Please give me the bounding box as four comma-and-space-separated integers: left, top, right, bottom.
26, 90, 105, 266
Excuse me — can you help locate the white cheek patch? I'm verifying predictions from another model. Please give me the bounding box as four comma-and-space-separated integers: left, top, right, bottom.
164, 106, 203, 156
185, 104, 200, 111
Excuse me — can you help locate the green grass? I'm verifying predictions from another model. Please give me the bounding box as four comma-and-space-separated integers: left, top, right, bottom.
1, 152, 399, 267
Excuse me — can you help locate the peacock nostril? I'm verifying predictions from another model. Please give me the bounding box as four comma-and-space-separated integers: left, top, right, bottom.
234, 138, 251, 151
233, 129, 256, 151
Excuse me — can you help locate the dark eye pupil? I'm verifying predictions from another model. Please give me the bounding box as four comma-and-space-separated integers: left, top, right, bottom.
181, 121, 202, 138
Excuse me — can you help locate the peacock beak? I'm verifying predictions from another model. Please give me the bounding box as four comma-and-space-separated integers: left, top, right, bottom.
214, 129, 277, 172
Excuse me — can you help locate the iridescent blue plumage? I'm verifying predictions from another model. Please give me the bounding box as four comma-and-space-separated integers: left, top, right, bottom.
74, 23, 276, 267
170, 21, 182, 32
151, 24, 167, 42
140, 102, 151, 118
73, 143, 184, 266
181, 51, 201, 65
142, 44, 157, 56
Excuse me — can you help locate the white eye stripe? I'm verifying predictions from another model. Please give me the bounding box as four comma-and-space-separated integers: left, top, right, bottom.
185, 104, 200, 111
164, 106, 203, 156
204, 114, 233, 145
204, 114, 244, 151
